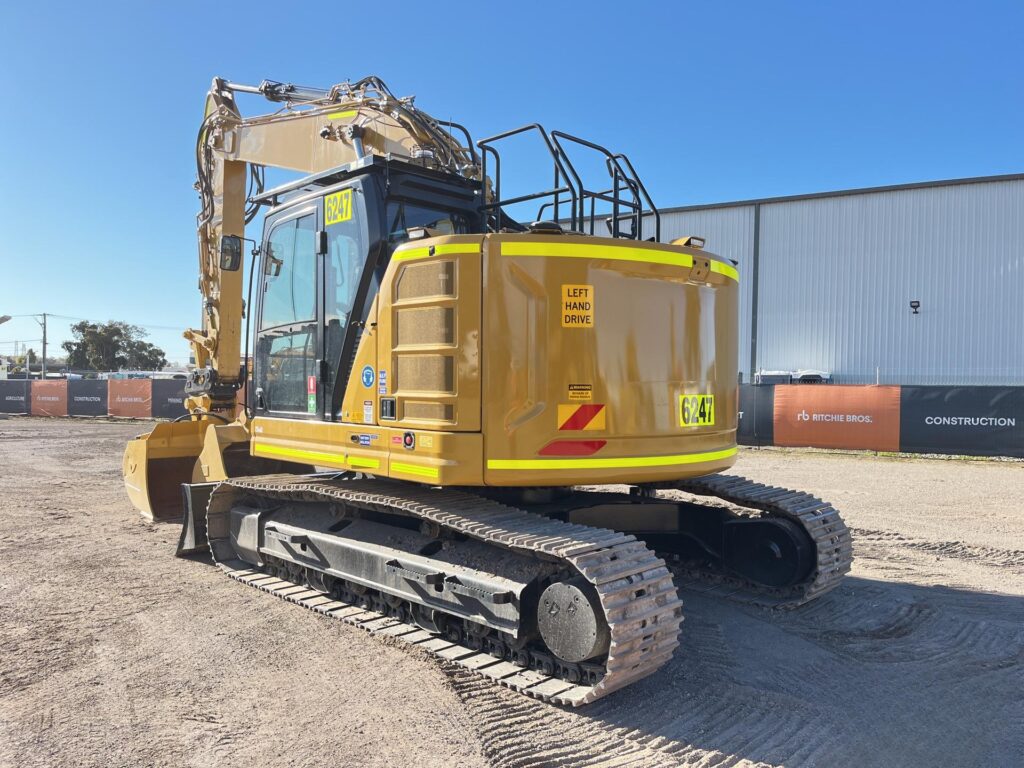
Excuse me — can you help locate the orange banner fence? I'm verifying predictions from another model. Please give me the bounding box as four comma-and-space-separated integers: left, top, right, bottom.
739, 384, 1023, 458
30, 380, 69, 417
0, 379, 186, 420
773, 385, 901, 452
107, 379, 154, 418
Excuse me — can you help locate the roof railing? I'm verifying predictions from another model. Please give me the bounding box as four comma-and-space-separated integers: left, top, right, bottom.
477, 125, 660, 241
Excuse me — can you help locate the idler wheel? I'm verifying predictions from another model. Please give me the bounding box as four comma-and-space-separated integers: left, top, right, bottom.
537, 577, 610, 663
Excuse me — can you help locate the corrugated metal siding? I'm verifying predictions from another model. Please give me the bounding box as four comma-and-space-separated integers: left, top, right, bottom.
757, 180, 1024, 384
654, 207, 756, 381
657, 178, 1024, 385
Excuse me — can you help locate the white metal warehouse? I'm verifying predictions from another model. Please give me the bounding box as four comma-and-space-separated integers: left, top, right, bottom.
654, 174, 1024, 385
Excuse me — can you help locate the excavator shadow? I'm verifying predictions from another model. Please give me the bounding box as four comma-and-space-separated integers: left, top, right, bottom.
498, 576, 1024, 767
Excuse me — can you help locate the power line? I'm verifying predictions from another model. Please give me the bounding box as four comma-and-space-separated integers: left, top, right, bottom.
4, 312, 188, 332
47, 314, 188, 331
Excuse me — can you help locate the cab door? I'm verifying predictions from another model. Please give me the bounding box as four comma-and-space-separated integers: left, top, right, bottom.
321, 182, 376, 422
254, 177, 379, 423
253, 204, 322, 419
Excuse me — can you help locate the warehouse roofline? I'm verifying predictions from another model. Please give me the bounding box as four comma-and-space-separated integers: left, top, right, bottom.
660, 172, 1024, 214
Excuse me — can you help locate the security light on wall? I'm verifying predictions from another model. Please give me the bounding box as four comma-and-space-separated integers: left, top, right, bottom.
909, 300, 921, 314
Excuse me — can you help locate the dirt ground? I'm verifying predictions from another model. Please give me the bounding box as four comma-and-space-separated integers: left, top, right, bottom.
1, 418, 1021, 768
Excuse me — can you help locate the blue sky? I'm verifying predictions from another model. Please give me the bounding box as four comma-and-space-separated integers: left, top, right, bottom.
1, 1, 1021, 364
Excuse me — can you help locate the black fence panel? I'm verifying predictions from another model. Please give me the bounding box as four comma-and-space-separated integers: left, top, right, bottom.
151, 378, 188, 419
900, 386, 1024, 458
68, 379, 109, 416
0, 380, 30, 414
738, 384, 775, 446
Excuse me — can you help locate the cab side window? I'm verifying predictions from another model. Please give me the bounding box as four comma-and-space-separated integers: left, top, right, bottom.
258, 213, 317, 413
324, 198, 369, 407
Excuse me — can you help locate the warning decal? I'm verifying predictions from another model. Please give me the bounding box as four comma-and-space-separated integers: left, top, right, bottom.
568, 383, 593, 401
561, 284, 594, 327
307, 375, 317, 413
679, 394, 715, 427
558, 403, 606, 431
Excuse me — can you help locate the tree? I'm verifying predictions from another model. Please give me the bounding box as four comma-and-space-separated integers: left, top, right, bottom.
62, 321, 168, 372
123, 338, 168, 370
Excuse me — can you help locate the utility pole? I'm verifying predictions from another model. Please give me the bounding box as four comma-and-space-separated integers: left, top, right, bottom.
41, 312, 47, 378
30, 313, 48, 378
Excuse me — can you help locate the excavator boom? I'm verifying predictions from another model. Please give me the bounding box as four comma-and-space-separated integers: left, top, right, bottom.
188, 76, 478, 410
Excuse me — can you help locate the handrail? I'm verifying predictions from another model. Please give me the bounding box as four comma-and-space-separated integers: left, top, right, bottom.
476, 124, 659, 242
614, 153, 661, 242
477, 124, 579, 230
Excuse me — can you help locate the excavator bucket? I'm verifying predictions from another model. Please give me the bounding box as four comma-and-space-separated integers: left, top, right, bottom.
123, 421, 207, 522
125, 419, 313, 524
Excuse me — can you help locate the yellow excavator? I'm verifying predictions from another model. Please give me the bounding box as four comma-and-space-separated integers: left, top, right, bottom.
123, 76, 852, 705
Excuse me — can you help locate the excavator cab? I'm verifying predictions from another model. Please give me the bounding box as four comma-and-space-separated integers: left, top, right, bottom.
247, 156, 482, 423
125, 157, 483, 521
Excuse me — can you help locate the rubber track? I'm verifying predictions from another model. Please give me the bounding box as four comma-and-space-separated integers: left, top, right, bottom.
205, 475, 683, 706
673, 474, 853, 607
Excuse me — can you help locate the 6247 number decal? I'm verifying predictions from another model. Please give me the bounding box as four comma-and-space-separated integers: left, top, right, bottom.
679, 394, 715, 427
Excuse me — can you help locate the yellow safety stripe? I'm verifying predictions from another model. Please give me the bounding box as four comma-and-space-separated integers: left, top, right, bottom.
390, 461, 441, 480
501, 241, 694, 270
709, 260, 740, 282
349, 456, 381, 469
391, 243, 475, 262
487, 446, 737, 471
326, 109, 358, 120
391, 241, 738, 282
253, 443, 381, 470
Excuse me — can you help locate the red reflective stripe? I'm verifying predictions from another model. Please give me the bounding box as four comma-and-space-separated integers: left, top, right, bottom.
559, 403, 605, 431
538, 439, 607, 456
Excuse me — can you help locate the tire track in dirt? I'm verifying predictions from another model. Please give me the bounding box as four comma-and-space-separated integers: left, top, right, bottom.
449, 600, 844, 767
853, 527, 1024, 571
449, 580, 1024, 767
781, 581, 1024, 673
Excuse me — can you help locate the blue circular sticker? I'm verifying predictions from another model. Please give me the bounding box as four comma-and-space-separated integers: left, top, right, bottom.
361, 365, 375, 388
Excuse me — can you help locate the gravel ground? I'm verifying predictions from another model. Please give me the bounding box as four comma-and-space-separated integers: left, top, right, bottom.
1, 418, 1021, 767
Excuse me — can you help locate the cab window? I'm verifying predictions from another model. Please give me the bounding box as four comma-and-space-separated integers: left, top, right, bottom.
258, 212, 317, 414
386, 201, 471, 250
324, 196, 369, 406
262, 214, 317, 329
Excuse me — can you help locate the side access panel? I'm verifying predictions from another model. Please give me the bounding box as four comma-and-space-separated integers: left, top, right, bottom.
373, 235, 484, 433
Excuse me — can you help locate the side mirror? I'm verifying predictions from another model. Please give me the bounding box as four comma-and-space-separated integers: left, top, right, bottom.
220, 235, 243, 271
